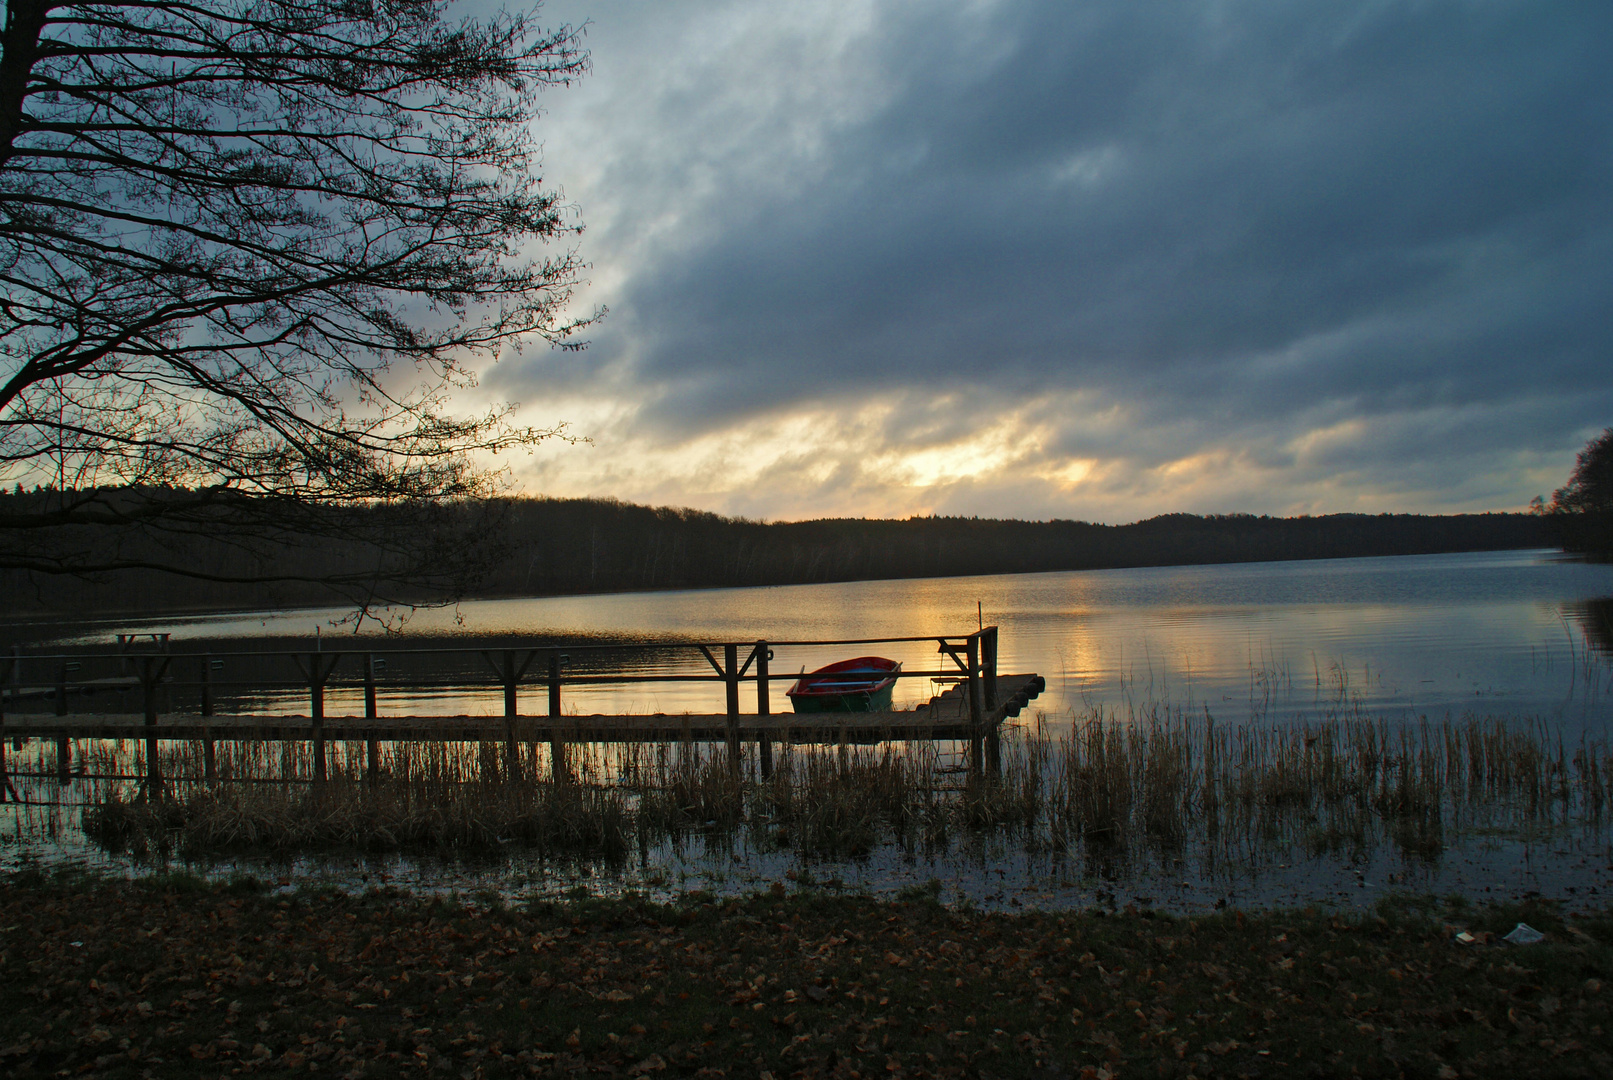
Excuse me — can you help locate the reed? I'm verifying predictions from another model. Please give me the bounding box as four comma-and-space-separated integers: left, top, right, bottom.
33, 705, 1611, 864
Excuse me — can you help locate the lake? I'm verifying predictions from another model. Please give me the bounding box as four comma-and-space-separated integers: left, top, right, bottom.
9, 547, 1613, 914
36, 547, 1613, 732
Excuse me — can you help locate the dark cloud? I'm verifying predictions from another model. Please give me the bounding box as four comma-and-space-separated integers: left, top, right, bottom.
496, 0, 1613, 519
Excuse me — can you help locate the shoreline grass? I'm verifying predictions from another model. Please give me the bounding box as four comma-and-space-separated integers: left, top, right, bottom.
49, 709, 1611, 870
3, 870, 1611, 1078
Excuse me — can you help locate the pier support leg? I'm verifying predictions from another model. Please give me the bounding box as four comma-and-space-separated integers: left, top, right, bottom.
298, 652, 342, 787
502, 650, 523, 783
311, 677, 325, 786
725, 644, 741, 779
986, 723, 1001, 778
141, 657, 168, 798
548, 652, 569, 784
203, 734, 216, 781
364, 654, 379, 786
756, 642, 772, 781
56, 736, 70, 783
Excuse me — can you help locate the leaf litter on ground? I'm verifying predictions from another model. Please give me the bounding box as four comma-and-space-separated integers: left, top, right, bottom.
2, 871, 1611, 1078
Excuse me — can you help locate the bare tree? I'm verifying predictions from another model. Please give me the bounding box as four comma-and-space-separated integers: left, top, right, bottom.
1540, 427, 1613, 560
0, 0, 593, 612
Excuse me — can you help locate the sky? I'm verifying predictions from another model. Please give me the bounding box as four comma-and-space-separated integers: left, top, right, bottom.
477, 0, 1613, 524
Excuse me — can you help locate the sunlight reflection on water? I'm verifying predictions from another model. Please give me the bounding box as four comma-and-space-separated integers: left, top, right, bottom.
9, 548, 1613, 912
26, 548, 1613, 731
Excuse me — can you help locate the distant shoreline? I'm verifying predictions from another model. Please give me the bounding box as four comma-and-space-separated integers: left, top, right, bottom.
2, 497, 1551, 619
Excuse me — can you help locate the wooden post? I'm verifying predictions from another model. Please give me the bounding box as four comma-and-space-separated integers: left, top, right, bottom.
548, 651, 569, 783
201, 655, 215, 781
54, 661, 70, 782
141, 656, 166, 797
982, 627, 1001, 777
200, 655, 214, 716
501, 649, 523, 783
724, 643, 740, 777
966, 636, 984, 781
310, 653, 326, 784
295, 652, 341, 786
0, 650, 10, 802
364, 654, 379, 785
756, 641, 772, 780
982, 626, 998, 712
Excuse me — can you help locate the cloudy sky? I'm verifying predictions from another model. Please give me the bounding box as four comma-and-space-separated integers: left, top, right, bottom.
481, 0, 1613, 524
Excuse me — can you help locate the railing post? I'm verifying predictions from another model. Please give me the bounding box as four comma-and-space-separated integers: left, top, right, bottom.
725, 643, 741, 777
982, 626, 998, 711
0, 650, 8, 802
982, 628, 1001, 777
54, 661, 71, 782
502, 648, 523, 782
201, 655, 216, 781
364, 654, 379, 785
966, 635, 984, 780
309, 653, 326, 785
548, 651, 569, 783
141, 657, 164, 797
7, 646, 17, 754
756, 641, 772, 780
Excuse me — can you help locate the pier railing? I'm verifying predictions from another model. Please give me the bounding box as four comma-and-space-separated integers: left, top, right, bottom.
1, 627, 1010, 792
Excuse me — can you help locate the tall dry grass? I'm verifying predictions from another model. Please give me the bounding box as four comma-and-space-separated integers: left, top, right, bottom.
16, 705, 1604, 864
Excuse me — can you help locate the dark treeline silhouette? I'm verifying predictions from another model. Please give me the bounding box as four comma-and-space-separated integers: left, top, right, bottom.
1, 489, 1549, 617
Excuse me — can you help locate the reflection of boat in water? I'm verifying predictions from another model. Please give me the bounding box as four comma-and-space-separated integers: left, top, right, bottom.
1572, 597, 1613, 658
786, 657, 901, 713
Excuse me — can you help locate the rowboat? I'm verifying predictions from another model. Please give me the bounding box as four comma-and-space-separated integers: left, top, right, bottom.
785, 656, 902, 713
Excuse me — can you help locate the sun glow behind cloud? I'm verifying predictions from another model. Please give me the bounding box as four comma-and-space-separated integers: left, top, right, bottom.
474, 0, 1613, 524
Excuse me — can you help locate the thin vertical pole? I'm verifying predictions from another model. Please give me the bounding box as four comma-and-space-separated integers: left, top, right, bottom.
982, 627, 1000, 777
310, 654, 325, 785
142, 657, 163, 797
966, 636, 983, 780
201, 655, 215, 781
364, 654, 379, 785
0, 651, 8, 802
548, 651, 569, 783
54, 660, 70, 781
982, 626, 998, 712
724, 643, 740, 777
502, 649, 522, 782
8, 647, 20, 752
756, 642, 772, 780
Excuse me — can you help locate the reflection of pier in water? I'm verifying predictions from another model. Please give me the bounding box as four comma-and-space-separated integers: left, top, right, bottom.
0, 628, 1043, 797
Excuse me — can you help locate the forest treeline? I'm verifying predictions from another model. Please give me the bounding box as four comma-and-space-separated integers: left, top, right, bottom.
1, 490, 1550, 617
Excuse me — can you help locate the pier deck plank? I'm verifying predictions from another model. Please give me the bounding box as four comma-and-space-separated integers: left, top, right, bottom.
1, 674, 1043, 745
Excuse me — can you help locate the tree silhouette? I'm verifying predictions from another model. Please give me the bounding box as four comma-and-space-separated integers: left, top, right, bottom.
0, 0, 593, 610
1546, 427, 1613, 559
1552, 428, 1613, 513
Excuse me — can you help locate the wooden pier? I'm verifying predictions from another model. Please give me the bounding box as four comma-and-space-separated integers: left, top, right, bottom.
0, 628, 1043, 796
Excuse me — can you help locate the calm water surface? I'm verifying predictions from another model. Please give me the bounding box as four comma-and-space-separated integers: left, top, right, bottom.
43, 547, 1613, 731
10, 548, 1613, 912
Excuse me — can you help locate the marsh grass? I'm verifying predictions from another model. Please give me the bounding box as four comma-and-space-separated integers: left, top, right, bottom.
23, 704, 1609, 865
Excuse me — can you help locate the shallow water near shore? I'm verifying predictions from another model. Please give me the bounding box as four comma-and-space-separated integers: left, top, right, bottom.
6, 548, 1613, 912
